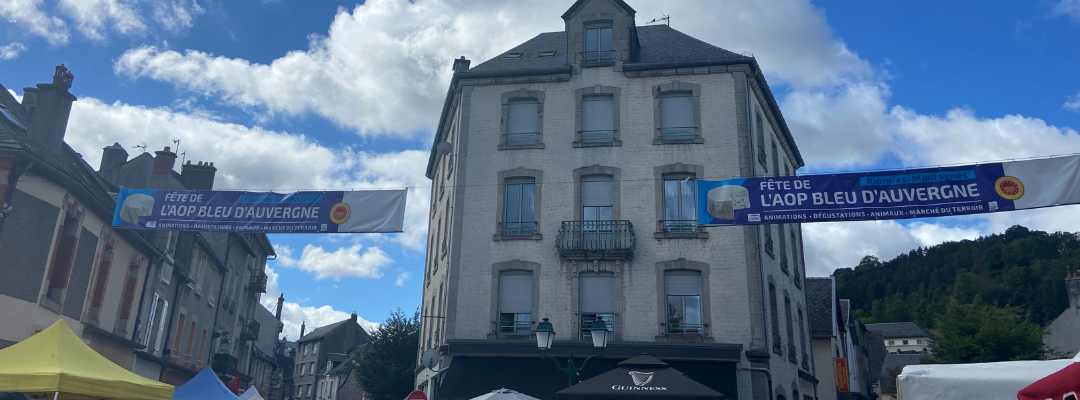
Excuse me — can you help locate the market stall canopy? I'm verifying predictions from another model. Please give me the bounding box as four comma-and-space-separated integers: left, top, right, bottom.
0, 320, 174, 400
556, 354, 725, 400
174, 366, 239, 400
238, 386, 264, 400
470, 389, 541, 400
898, 352, 1080, 400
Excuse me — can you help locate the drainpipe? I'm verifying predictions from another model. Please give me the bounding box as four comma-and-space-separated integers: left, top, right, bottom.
742, 366, 774, 400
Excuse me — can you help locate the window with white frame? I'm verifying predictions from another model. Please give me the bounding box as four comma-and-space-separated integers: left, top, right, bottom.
665, 271, 702, 334
581, 96, 614, 143
659, 92, 694, 140
584, 26, 613, 62
498, 271, 532, 334
662, 176, 697, 233
503, 179, 535, 235
579, 273, 615, 340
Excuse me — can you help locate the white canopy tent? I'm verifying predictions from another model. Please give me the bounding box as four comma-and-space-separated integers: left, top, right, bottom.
897, 352, 1080, 400
238, 386, 264, 400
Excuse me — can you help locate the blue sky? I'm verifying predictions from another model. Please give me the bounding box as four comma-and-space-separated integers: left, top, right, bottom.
4, 0, 1080, 339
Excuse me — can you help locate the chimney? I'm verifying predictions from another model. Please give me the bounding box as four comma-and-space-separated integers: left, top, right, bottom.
1068, 270, 1080, 310
180, 160, 217, 190
299, 321, 306, 338
276, 293, 284, 320
98, 142, 128, 185
452, 56, 470, 72
152, 146, 177, 175
21, 87, 38, 116
350, 313, 358, 323
26, 66, 77, 153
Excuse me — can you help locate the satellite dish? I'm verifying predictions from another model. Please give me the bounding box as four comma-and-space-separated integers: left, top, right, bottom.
435, 142, 452, 155
421, 348, 441, 370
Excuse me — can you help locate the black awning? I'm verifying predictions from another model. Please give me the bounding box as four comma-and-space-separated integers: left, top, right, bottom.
556, 355, 727, 400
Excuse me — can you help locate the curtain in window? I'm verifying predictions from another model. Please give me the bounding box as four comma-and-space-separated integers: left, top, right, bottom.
660, 93, 694, 139
504, 180, 535, 234
582, 97, 613, 142
663, 178, 697, 232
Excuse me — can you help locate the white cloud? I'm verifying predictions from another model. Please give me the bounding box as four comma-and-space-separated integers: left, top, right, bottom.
58, 0, 146, 41
151, 0, 203, 35
1066, 92, 1080, 111
0, 42, 28, 60
1053, 0, 1080, 21
276, 244, 393, 280
0, 0, 69, 45
63, 96, 431, 249
888, 106, 1080, 166
260, 264, 379, 339
803, 220, 981, 277
782, 82, 892, 168
395, 270, 412, 287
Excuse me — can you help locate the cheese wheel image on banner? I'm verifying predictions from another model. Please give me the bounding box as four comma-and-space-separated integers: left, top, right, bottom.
707, 185, 750, 220
119, 194, 155, 225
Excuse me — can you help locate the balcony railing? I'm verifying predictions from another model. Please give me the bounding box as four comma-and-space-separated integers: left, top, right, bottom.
506, 132, 538, 146
666, 322, 704, 335
659, 127, 695, 141
582, 50, 615, 63
212, 353, 238, 375
661, 220, 698, 233
241, 318, 261, 341
250, 273, 268, 293
581, 130, 615, 143
501, 221, 537, 236
579, 313, 614, 341
556, 220, 635, 258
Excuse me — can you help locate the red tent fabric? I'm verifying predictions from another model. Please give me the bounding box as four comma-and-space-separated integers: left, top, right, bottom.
1017, 362, 1080, 400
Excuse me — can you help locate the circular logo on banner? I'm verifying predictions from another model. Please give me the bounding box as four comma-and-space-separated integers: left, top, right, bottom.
995, 176, 1025, 200
330, 202, 352, 224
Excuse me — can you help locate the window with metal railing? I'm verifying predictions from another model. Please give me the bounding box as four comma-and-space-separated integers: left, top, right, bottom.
498, 271, 532, 334
507, 99, 539, 145
582, 96, 614, 143
503, 180, 535, 235
579, 313, 615, 341
583, 26, 613, 63
663, 177, 697, 233
665, 271, 703, 334
659, 92, 694, 141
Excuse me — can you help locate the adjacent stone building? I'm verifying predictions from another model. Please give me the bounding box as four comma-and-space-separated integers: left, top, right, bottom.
1044, 270, 1080, 358
0, 69, 278, 392
292, 314, 371, 400
866, 322, 931, 355
806, 278, 886, 400
416, 1, 814, 399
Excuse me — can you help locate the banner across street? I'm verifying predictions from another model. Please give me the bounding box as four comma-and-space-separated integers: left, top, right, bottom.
112, 188, 407, 233
697, 154, 1080, 226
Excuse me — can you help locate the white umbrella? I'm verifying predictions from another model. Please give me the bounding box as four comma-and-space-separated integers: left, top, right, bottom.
469, 389, 540, 400
238, 386, 264, 400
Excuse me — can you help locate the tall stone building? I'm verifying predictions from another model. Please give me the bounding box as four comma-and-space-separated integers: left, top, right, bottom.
417, 1, 813, 399
292, 314, 371, 400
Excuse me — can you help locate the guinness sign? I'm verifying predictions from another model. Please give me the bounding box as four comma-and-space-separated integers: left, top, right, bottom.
612, 371, 669, 391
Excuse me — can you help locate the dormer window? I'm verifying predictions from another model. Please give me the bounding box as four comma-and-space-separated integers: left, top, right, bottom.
504, 53, 523, 59
584, 26, 613, 62
539, 51, 557, 57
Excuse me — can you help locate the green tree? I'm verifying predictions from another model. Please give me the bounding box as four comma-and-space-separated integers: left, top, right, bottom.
354, 309, 420, 400
929, 298, 1045, 363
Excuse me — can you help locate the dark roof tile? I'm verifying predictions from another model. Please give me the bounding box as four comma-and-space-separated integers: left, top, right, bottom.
866, 322, 931, 339
806, 278, 835, 338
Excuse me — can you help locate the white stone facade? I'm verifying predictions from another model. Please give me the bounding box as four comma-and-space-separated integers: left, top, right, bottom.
417, 2, 814, 400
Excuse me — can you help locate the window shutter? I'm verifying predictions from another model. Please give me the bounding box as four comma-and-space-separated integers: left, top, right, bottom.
581, 177, 613, 207
144, 293, 159, 345
498, 272, 532, 314
154, 300, 168, 355
665, 271, 701, 296
579, 274, 614, 313
582, 97, 613, 133
508, 101, 538, 135
660, 93, 693, 131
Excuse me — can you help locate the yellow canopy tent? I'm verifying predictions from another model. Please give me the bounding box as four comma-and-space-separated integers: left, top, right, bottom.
0, 320, 174, 400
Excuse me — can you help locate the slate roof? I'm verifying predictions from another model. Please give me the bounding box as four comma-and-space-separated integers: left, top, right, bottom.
806, 278, 835, 338
298, 320, 349, 343
866, 322, 931, 339
839, 299, 851, 326
462, 25, 749, 77
879, 353, 930, 394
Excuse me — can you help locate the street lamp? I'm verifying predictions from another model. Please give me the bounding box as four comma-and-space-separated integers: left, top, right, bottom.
534, 317, 608, 387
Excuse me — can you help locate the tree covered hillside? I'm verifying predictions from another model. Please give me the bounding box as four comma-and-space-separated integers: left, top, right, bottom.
835, 226, 1080, 330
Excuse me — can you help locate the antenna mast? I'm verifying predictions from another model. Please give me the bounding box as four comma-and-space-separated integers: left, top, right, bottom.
646, 13, 670, 26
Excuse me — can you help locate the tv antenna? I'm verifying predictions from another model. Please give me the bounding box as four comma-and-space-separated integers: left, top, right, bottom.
646, 14, 670, 26
134, 143, 147, 153
172, 138, 182, 154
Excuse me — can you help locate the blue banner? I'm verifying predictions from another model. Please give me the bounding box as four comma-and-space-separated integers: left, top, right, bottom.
112, 189, 407, 233
698, 155, 1080, 225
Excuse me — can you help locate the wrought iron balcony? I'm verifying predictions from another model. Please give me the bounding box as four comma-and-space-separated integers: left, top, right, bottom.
500, 221, 537, 236
249, 272, 268, 293
556, 220, 635, 258
240, 318, 260, 341
212, 353, 238, 375
661, 220, 698, 233
582, 50, 615, 63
